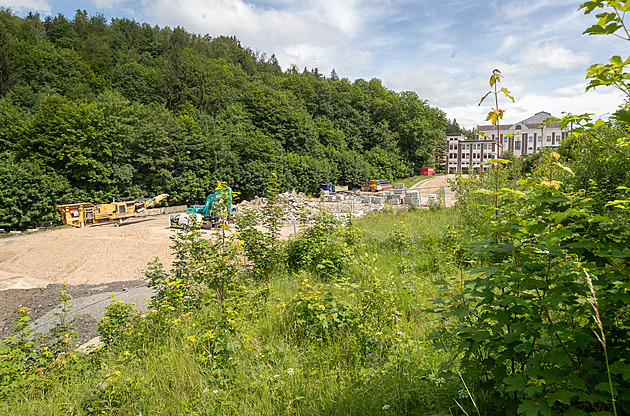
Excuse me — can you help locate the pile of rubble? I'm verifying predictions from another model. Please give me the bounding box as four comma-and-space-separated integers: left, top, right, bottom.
235, 191, 317, 223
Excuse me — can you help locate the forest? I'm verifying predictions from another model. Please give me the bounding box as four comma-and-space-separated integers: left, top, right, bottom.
0, 9, 463, 230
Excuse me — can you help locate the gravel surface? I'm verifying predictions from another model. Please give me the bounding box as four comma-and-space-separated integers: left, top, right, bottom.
0, 280, 154, 344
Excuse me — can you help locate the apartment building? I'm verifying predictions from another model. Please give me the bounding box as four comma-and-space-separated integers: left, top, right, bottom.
446, 112, 568, 173
446, 133, 498, 174
474, 111, 568, 157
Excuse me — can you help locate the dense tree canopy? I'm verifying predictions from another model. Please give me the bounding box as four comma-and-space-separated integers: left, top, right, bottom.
0, 9, 446, 229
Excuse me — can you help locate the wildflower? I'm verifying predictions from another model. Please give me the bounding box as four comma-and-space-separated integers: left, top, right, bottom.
435, 377, 445, 387
458, 388, 468, 399
396, 331, 403, 335
382, 404, 390, 410
376, 332, 382, 335
287, 368, 295, 376
212, 390, 219, 394
273, 374, 280, 378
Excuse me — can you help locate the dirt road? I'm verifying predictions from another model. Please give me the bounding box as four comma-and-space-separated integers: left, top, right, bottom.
409, 174, 458, 206
0, 216, 175, 289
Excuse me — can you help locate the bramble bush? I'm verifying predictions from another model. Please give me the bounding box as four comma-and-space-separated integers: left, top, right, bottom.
432, 152, 630, 415
97, 299, 140, 349
285, 279, 363, 343
431, 2, 630, 413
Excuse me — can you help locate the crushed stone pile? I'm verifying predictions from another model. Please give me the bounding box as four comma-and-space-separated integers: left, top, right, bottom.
235, 191, 318, 223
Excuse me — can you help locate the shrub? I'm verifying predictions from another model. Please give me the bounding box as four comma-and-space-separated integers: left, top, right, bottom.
285, 210, 362, 279
285, 279, 363, 342
431, 154, 630, 415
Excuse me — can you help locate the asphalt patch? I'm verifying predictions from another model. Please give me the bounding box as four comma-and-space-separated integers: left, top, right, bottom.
1, 280, 154, 344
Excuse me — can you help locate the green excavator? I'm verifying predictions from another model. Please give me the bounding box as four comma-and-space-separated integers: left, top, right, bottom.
169, 188, 233, 229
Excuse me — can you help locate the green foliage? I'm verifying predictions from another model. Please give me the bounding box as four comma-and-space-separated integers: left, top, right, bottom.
286, 211, 361, 279
433, 154, 630, 415
1, 205, 468, 415
97, 299, 140, 349
149, 185, 243, 310
0, 152, 67, 229
449, 161, 521, 232
0, 10, 448, 229
285, 279, 363, 342
48, 285, 79, 357
234, 173, 285, 280
0, 287, 82, 401
0, 308, 45, 398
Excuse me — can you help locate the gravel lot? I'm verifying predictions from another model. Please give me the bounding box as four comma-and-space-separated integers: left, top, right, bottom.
0, 176, 458, 343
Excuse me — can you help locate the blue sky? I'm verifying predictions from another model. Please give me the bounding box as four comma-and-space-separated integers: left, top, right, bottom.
2, 0, 625, 129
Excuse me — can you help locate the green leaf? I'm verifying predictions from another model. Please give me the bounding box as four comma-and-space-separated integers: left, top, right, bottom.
563, 407, 588, 416
518, 399, 551, 416
547, 389, 575, 406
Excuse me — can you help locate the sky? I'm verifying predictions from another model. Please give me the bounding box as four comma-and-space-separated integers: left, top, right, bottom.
2, 0, 626, 129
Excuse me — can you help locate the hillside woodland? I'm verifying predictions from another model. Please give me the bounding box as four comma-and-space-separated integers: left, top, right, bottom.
0, 9, 458, 230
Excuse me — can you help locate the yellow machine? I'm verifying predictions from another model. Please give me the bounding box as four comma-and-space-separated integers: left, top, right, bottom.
361, 180, 393, 192
57, 194, 168, 228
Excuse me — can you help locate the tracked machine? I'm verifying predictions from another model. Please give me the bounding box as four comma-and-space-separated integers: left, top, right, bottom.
169, 188, 233, 229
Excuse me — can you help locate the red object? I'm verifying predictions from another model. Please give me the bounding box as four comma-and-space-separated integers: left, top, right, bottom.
420, 167, 435, 176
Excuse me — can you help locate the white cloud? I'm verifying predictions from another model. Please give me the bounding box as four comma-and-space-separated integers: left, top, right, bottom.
141, 0, 347, 51
384, 64, 460, 106
0, 0, 50, 14
92, 0, 127, 9
553, 84, 584, 98
513, 41, 590, 74
498, 0, 576, 20
277, 44, 332, 73
343, 49, 373, 72
301, 0, 365, 36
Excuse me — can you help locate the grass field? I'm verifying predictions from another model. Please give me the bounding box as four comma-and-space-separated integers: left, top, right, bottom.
2, 207, 473, 415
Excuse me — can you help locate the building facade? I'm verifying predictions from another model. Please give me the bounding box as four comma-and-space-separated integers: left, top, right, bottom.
446, 111, 568, 173
446, 133, 498, 174
475, 111, 568, 157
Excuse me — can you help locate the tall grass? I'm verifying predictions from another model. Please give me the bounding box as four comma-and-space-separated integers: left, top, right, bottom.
2, 207, 472, 415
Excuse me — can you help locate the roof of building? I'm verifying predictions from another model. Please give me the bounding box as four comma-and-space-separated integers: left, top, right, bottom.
476, 111, 562, 132
520, 111, 553, 124
475, 125, 510, 131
